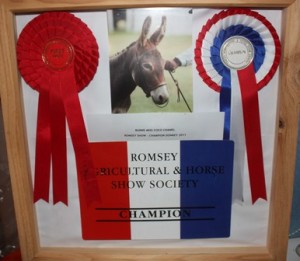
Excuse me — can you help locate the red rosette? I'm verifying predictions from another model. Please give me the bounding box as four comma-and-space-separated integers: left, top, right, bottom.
17, 12, 100, 206
18, 12, 98, 92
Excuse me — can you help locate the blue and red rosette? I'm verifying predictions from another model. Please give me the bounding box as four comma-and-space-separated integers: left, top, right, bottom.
17, 12, 100, 206
195, 9, 281, 203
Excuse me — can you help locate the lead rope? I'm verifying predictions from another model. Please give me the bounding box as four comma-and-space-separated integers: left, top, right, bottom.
168, 70, 192, 112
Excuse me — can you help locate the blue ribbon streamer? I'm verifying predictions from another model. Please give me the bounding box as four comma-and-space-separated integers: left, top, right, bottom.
210, 24, 266, 139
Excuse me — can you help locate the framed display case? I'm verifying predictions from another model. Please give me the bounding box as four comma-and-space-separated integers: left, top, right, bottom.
0, 0, 299, 260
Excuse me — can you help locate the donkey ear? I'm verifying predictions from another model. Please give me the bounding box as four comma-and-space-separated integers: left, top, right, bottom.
138, 16, 152, 47
150, 16, 166, 46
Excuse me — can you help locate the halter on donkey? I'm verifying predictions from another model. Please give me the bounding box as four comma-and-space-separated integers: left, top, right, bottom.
110, 16, 169, 113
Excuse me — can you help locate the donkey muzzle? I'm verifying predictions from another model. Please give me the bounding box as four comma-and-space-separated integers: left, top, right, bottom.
150, 84, 169, 105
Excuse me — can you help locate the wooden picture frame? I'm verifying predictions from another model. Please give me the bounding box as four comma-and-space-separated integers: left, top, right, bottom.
0, 0, 299, 260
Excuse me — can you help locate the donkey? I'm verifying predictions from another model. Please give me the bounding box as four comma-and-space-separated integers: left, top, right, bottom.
110, 16, 169, 113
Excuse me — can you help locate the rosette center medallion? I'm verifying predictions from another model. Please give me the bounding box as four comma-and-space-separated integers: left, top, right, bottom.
42, 38, 74, 70
221, 36, 254, 70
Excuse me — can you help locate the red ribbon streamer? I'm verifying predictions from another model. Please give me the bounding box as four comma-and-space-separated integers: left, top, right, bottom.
238, 63, 267, 203
17, 12, 100, 206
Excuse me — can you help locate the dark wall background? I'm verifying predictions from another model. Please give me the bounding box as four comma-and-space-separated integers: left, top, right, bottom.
0, 103, 19, 258
289, 118, 300, 239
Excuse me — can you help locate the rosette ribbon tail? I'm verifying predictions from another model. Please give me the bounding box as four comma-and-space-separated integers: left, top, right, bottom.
50, 74, 68, 204
60, 67, 101, 206
238, 63, 267, 203
219, 71, 231, 140
33, 79, 68, 205
33, 68, 100, 206
33, 90, 52, 203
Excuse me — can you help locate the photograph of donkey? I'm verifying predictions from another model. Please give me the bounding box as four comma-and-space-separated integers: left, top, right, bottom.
110, 16, 169, 113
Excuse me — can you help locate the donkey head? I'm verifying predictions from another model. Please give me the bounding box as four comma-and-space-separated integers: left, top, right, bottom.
131, 16, 169, 106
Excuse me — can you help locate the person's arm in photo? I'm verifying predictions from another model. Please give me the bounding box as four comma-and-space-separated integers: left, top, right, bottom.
165, 47, 193, 71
